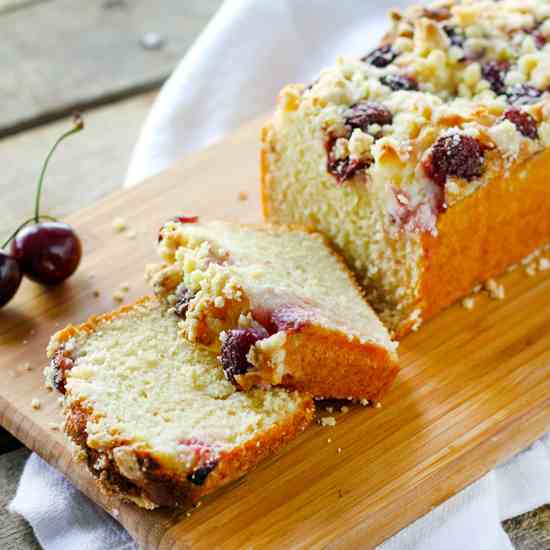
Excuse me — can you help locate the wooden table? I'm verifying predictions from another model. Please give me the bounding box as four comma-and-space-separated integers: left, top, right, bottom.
0, 1, 548, 548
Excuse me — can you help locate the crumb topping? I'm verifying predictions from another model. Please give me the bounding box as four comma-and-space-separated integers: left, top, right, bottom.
281, 0, 550, 235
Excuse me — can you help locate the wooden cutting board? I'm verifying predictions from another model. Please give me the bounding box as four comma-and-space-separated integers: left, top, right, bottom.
1, 117, 549, 550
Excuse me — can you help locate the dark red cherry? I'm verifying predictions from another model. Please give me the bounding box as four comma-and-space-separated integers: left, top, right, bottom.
423, 134, 485, 186
362, 44, 398, 68
11, 221, 82, 285
482, 61, 510, 95
380, 74, 419, 91
502, 107, 538, 139
0, 252, 22, 308
220, 327, 269, 387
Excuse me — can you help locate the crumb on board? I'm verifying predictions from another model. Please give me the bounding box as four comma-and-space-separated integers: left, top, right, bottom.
320, 416, 336, 427
337, 447, 342, 454
341, 406, 349, 414
484, 278, 505, 300
238, 191, 248, 201
462, 296, 475, 310
19, 362, 32, 373
327, 438, 332, 443
126, 230, 137, 240
539, 257, 550, 271
92, 290, 101, 298
31, 398, 41, 410
120, 282, 131, 293
375, 402, 382, 409
360, 399, 370, 407
112, 217, 128, 233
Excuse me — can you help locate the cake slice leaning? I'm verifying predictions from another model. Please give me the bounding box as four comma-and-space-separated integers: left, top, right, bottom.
147, 219, 399, 401
44, 297, 314, 509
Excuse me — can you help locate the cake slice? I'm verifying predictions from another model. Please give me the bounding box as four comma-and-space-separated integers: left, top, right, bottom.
147, 219, 399, 401
45, 297, 314, 509
261, 0, 550, 337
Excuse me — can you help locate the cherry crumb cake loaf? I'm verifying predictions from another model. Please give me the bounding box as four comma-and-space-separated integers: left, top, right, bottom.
45, 297, 313, 509
262, 0, 550, 337
147, 218, 398, 401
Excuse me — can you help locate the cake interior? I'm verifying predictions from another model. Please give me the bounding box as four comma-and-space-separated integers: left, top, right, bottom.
151, 221, 396, 351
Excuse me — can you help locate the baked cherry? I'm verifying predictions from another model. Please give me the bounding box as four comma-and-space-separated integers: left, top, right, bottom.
380, 74, 419, 91
220, 327, 269, 387
502, 107, 538, 139
0, 252, 22, 308
344, 101, 393, 132
482, 61, 510, 95
11, 222, 82, 285
423, 134, 484, 186
362, 44, 398, 67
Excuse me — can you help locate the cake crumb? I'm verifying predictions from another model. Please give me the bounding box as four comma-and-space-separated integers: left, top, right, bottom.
360, 399, 370, 407
238, 191, 248, 201
186, 511, 192, 518
341, 406, 349, 414
92, 290, 101, 298
525, 263, 537, 277
320, 416, 336, 427
31, 398, 41, 410
462, 297, 475, 310
485, 278, 505, 300
326, 407, 334, 414
119, 282, 131, 293
327, 438, 332, 443
112, 217, 127, 233
112, 291, 125, 303
375, 402, 382, 409
539, 258, 550, 271
337, 447, 342, 454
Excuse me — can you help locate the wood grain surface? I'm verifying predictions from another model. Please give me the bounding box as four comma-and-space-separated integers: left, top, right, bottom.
0, 118, 548, 549
0, 0, 221, 137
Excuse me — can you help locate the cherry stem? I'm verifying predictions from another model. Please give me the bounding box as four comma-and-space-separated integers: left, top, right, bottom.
1, 215, 57, 250
34, 114, 84, 223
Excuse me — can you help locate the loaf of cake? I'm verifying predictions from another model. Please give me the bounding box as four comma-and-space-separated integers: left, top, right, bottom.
147, 219, 399, 401
45, 297, 314, 509
261, 0, 550, 337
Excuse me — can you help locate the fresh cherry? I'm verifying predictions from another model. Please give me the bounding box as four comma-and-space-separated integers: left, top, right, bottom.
11, 222, 82, 285
0, 115, 84, 305
0, 252, 22, 307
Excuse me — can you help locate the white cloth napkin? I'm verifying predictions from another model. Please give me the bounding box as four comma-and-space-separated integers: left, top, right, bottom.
10, 1, 550, 549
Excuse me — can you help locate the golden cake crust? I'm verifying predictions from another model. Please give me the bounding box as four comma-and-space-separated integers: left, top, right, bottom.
278, 325, 399, 401
49, 298, 315, 509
